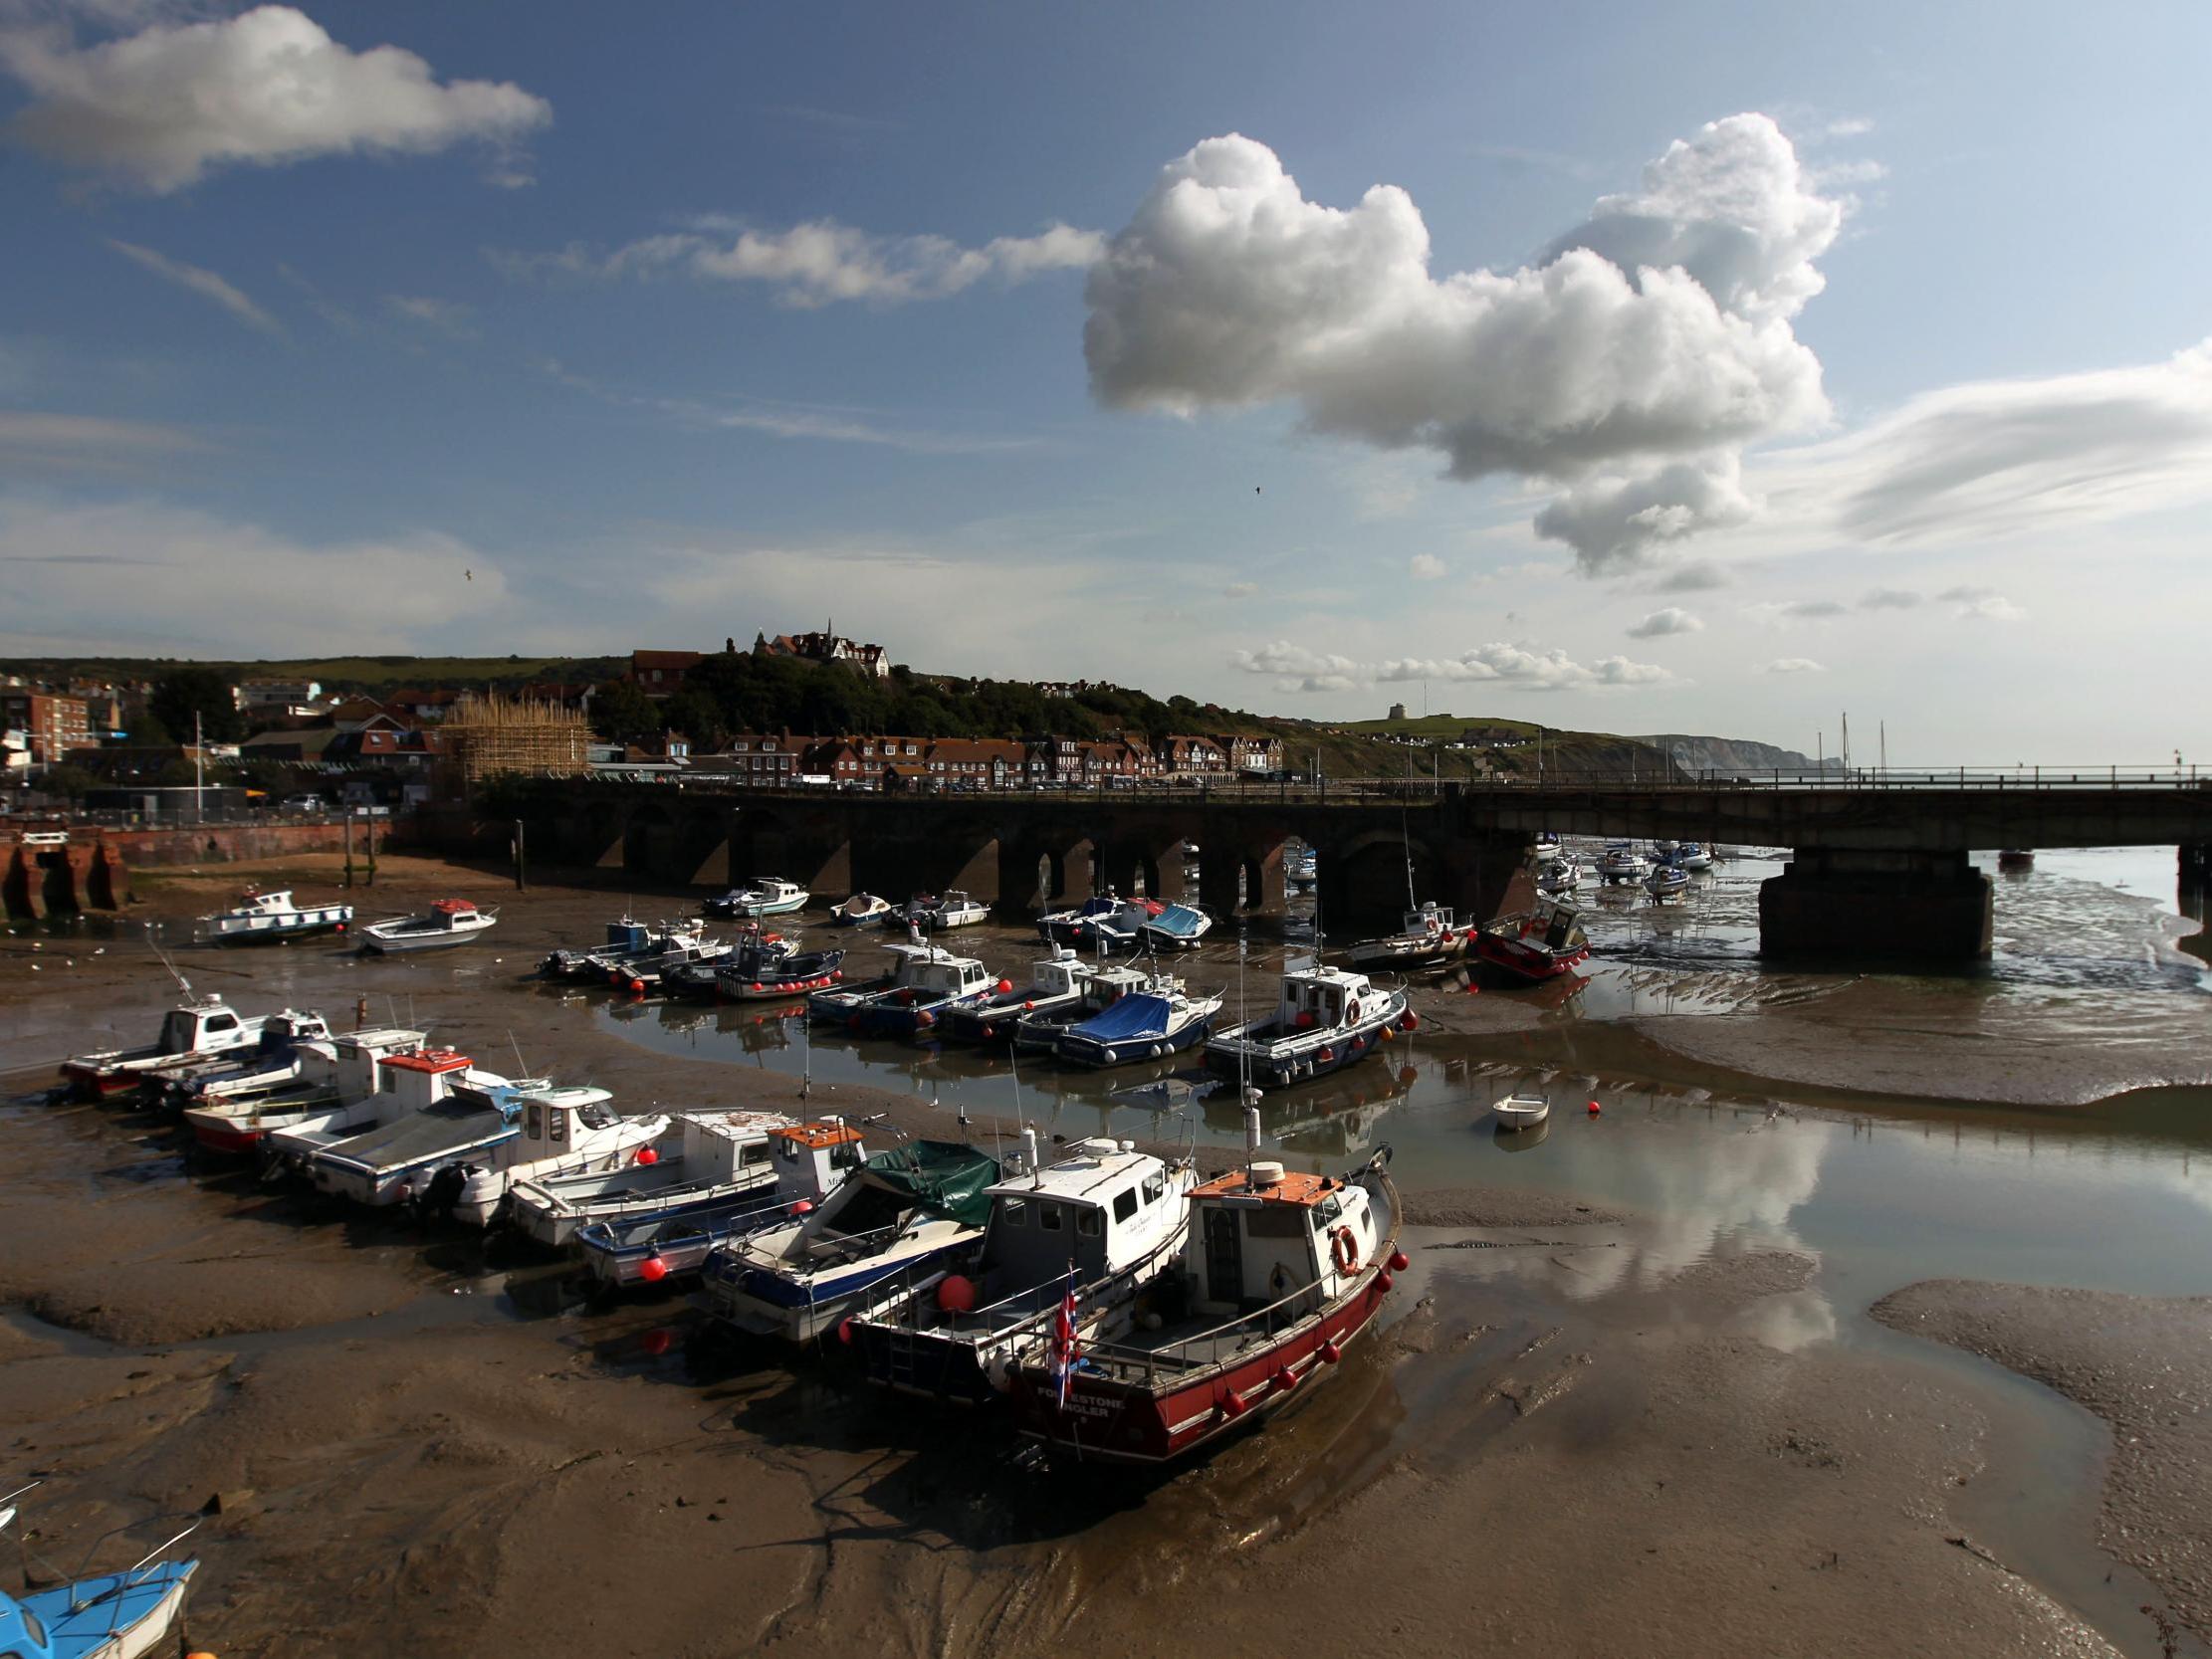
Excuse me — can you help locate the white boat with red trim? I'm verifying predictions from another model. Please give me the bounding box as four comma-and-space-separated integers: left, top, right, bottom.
1007, 1143, 1403, 1465
359, 898, 499, 953
1472, 897, 1591, 984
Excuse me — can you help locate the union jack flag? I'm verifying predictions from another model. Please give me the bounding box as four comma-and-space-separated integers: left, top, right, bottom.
1050, 1266, 1080, 1407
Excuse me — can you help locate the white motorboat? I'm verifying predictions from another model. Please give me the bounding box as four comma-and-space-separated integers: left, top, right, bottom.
1598, 843, 1649, 883
1646, 863, 1690, 901
359, 898, 500, 953
1054, 973, 1223, 1069
1138, 903, 1214, 951
915, 890, 988, 931
506, 1108, 798, 1248
1675, 843, 1714, 872
1493, 1092, 1550, 1132
182, 1026, 436, 1157
849, 1131, 1197, 1403
1343, 901, 1464, 971
1206, 962, 1411, 1092
446, 1090, 671, 1227
62, 991, 315, 1100
833, 893, 894, 927
1537, 857, 1582, 896
708, 878, 809, 919
194, 887, 352, 945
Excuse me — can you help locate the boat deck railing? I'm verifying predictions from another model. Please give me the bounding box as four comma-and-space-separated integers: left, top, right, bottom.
5, 1485, 202, 1639
1077, 1273, 1336, 1383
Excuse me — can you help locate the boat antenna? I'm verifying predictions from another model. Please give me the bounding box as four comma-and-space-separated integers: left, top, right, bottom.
509, 1029, 530, 1077
1400, 799, 1417, 915
148, 937, 193, 1001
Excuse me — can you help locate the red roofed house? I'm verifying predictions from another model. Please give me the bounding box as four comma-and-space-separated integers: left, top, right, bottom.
630, 651, 704, 698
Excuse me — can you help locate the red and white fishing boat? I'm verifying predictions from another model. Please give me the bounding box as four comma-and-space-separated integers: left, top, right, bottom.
1471, 896, 1591, 984
1006, 1141, 1403, 1466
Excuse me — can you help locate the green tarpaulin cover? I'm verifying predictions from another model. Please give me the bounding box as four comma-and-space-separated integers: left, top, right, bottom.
862, 1140, 1000, 1229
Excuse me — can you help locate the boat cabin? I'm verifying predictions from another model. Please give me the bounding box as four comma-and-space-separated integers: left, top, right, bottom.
1186, 1160, 1380, 1314
905, 951, 994, 1000
1276, 964, 1383, 1033
983, 1139, 1184, 1287
1403, 901, 1454, 937
766, 1118, 871, 1203
508, 1085, 620, 1153
154, 997, 249, 1056
1026, 948, 1088, 997
680, 1110, 799, 1183
428, 898, 480, 927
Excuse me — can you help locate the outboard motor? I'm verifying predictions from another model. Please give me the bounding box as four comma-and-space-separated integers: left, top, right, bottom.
419, 1162, 471, 1224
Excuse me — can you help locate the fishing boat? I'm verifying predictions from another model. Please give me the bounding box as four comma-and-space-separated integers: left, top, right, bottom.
358, 898, 499, 953
1493, 1092, 1550, 1131
0, 1485, 202, 1659
706, 878, 810, 919
444, 1090, 668, 1227
306, 1066, 600, 1212
194, 887, 352, 945
698, 1136, 1000, 1343
1537, 856, 1582, 897
1645, 863, 1690, 902
505, 1108, 795, 1247
1054, 974, 1222, 1069
713, 941, 845, 1001
1206, 962, 1412, 1092
606, 929, 733, 994
61, 990, 311, 1102
541, 917, 700, 981
1342, 901, 1464, 972
850, 1130, 1197, 1404
912, 890, 989, 931
149, 1008, 336, 1112
833, 892, 894, 927
1598, 843, 1648, 884
939, 947, 1092, 1045
574, 1118, 874, 1289
180, 1026, 433, 1156
1472, 897, 1592, 984
1011, 963, 1152, 1052
1139, 903, 1214, 951
1998, 849, 2035, 871
1006, 1139, 1404, 1466
1675, 842, 1714, 872
1036, 895, 1119, 944
850, 948, 999, 1041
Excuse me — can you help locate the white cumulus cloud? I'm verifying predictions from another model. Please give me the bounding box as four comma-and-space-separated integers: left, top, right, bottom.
1939, 584, 2026, 621
1087, 114, 1841, 571
1859, 587, 1921, 609
1, 5, 551, 193
511, 217, 1103, 309
1627, 606, 1703, 638
1761, 657, 1826, 674
1231, 638, 1673, 694
1409, 552, 1445, 580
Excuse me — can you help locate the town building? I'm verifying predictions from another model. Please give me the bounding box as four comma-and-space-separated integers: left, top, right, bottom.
629, 650, 704, 697
237, 678, 325, 717
752, 628, 891, 679
0, 692, 92, 764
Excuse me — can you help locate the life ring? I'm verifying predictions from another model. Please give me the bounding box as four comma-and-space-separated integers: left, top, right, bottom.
1346, 998, 1361, 1023
1330, 1226, 1360, 1275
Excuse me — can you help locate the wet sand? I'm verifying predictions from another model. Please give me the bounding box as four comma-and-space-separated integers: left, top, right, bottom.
0, 854, 2203, 1655
1875, 1281, 2212, 1645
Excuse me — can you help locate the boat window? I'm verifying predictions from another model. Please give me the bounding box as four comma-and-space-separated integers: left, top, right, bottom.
382, 1068, 397, 1093
1142, 1172, 1165, 1204
1316, 1194, 1343, 1226
576, 1100, 615, 1131
1113, 1188, 1139, 1223
526, 1101, 543, 1137
1039, 1203, 1063, 1232
206, 1013, 239, 1034
1244, 1206, 1309, 1240
549, 1107, 568, 1144
1000, 1197, 1026, 1227
776, 1139, 802, 1163
18, 1602, 46, 1646
741, 1142, 772, 1167
1077, 1208, 1103, 1238
830, 1141, 863, 1169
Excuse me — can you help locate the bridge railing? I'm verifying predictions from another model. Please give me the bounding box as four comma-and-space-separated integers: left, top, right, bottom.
515, 763, 2206, 801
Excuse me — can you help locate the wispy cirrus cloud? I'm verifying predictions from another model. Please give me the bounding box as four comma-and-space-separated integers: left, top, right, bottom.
105, 238, 282, 334
500, 216, 1103, 309
1231, 638, 1674, 694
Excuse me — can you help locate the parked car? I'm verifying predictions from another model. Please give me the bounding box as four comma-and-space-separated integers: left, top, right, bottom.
279, 794, 326, 813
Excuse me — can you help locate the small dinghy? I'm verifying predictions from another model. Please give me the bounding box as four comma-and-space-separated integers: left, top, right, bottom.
833, 892, 894, 927
359, 898, 499, 953
1492, 1092, 1550, 1132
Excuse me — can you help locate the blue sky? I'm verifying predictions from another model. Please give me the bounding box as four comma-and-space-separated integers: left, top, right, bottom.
3, 0, 2209, 765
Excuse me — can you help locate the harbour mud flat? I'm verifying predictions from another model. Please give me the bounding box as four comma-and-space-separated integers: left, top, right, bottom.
0, 854, 2204, 1655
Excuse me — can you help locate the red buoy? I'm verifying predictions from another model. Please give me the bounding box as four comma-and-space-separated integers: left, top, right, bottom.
639, 1328, 673, 1356
1220, 1390, 1248, 1418
996, 978, 1013, 996
791, 1198, 814, 1215
1272, 1365, 1298, 1393
1388, 1249, 1410, 1272
1376, 1270, 1395, 1293
634, 1145, 659, 1166
638, 1254, 669, 1283
1401, 1011, 1420, 1031
836, 1316, 855, 1345
1587, 1100, 1602, 1116
1319, 1341, 1342, 1364
937, 1273, 978, 1313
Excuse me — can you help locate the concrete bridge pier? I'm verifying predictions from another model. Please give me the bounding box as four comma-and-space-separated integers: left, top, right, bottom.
2181, 844, 2210, 966
1759, 847, 1993, 961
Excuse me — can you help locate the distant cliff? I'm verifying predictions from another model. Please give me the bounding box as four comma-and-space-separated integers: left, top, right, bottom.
1632, 733, 1840, 775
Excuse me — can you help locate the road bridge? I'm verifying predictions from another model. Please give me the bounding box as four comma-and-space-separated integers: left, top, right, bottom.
492, 770, 2212, 962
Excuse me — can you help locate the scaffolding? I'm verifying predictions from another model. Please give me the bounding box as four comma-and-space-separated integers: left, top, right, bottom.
441, 693, 591, 789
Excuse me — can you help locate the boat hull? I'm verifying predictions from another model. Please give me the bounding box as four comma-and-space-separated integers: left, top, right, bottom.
701, 1241, 970, 1344
1472, 932, 1590, 984
360, 922, 495, 953
1053, 1015, 1214, 1069
1009, 1268, 1396, 1465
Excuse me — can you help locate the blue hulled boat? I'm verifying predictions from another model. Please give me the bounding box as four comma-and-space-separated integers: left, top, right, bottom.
1053, 975, 1223, 1069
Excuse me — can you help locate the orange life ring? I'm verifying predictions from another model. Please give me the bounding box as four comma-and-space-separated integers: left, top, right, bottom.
1330, 1225, 1360, 1275
1346, 998, 1361, 1022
